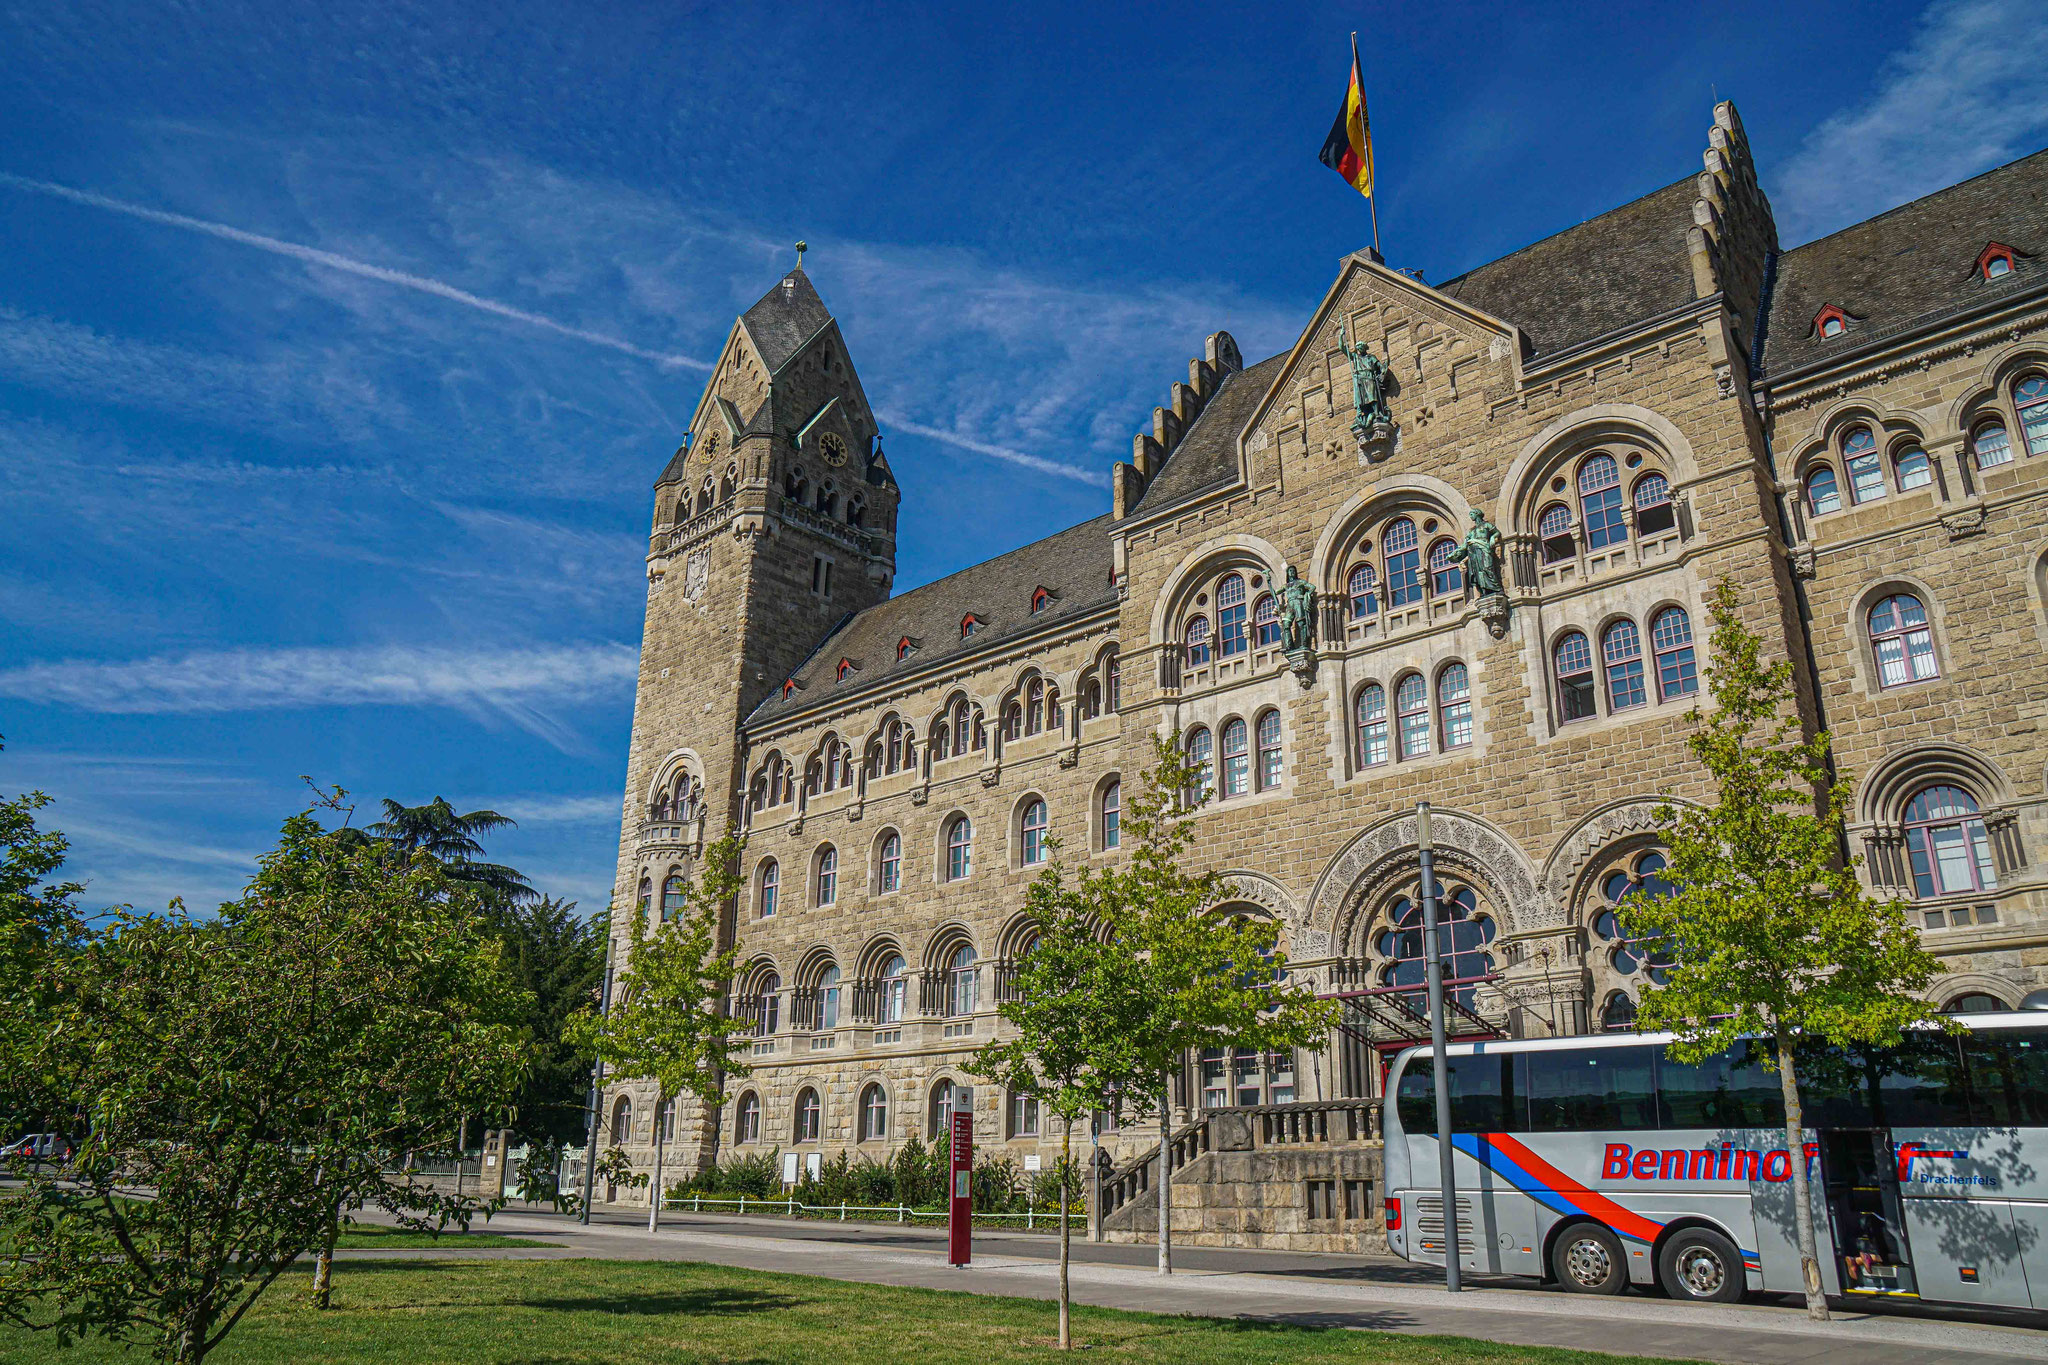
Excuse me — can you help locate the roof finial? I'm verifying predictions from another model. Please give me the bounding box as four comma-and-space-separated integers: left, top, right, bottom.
795, 240, 807, 268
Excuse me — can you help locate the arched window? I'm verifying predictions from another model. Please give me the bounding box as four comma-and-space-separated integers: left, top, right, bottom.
1010, 1091, 1041, 1137
1601, 994, 1638, 1032
1633, 470, 1675, 536
1253, 593, 1281, 646
759, 860, 779, 918
1384, 518, 1422, 606
947, 944, 978, 1016
929, 1079, 960, 1138
1184, 616, 1212, 668
1868, 593, 1938, 687
737, 1091, 761, 1144
1081, 678, 1102, 719
951, 698, 972, 755
1376, 886, 1494, 1009
1046, 684, 1062, 730
1894, 444, 1932, 490
1255, 709, 1283, 790
1184, 727, 1214, 801
1595, 852, 1676, 985
1843, 426, 1885, 504
848, 496, 866, 527
960, 614, 981, 638
1025, 678, 1045, 735
1538, 503, 1575, 562
636, 875, 652, 920
879, 954, 909, 1023
878, 832, 901, 893
1429, 538, 1462, 596
818, 964, 842, 1029
1105, 656, 1120, 711
946, 816, 973, 882
1437, 663, 1472, 749
1555, 631, 1595, 722
1346, 562, 1378, 618
2020, 374, 2048, 456
755, 973, 781, 1035
1819, 311, 1846, 339
1973, 419, 2013, 469
859, 1083, 888, 1141
1001, 702, 1022, 743
1805, 465, 1842, 516
1602, 619, 1646, 711
1904, 786, 1998, 898
1031, 586, 1051, 614
661, 872, 684, 919
795, 1087, 821, 1142
1194, 716, 1239, 800
1356, 683, 1389, 767
1395, 672, 1429, 759
611, 1097, 633, 1146
698, 476, 714, 516
1021, 799, 1048, 865
658, 1096, 676, 1144
1217, 573, 1249, 656
1577, 453, 1626, 548
1651, 607, 1698, 700
719, 465, 736, 501
1101, 780, 1121, 849
1945, 992, 2007, 1015
815, 846, 837, 906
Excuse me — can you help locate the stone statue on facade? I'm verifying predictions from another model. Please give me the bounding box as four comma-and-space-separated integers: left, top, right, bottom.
1448, 507, 1505, 598
1336, 315, 1391, 434
1279, 566, 1317, 653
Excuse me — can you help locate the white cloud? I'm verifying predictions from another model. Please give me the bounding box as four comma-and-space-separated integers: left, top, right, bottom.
1772, 0, 2048, 243
493, 793, 623, 825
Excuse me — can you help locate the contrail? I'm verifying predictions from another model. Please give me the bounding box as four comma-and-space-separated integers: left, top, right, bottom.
0, 172, 707, 371
876, 413, 1105, 487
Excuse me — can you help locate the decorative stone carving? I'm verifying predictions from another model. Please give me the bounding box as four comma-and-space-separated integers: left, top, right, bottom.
1210, 870, 1302, 923
1476, 593, 1510, 640
682, 547, 711, 602
1789, 545, 1817, 580
1940, 505, 1988, 540
1294, 929, 1331, 958
1309, 810, 1550, 947
1539, 798, 1676, 911
1058, 746, 1080, 769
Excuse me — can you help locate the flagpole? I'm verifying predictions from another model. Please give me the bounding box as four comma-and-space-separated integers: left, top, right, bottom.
1351, 33, 1381, 260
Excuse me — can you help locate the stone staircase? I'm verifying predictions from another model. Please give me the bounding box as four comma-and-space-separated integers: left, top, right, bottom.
1097, 1098, 1384, 1252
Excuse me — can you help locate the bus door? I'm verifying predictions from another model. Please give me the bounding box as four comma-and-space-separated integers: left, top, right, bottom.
1818, 1130, 1917, 1298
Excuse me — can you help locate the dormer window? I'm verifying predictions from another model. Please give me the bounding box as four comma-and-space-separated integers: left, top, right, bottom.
835, 659, 855, 683
1979, 242, 2017, 280
782, 679, 798, 700
897, 636, 915, 662
961, 614, 982, 639
1030, 586, 1053, 614
1815, 304, 1849, 339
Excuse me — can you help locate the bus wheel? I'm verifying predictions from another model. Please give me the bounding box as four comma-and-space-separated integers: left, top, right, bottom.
1550, 1223, 1627, 1294
1657, 1227, 1745, 1304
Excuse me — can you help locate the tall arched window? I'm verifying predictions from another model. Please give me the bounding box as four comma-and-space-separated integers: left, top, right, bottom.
1869, 593, 1938, 687
1395, 672, 1429, 759
946, 816, 973, 881
636, 875, 652, 920
1843, 426, 1885, 503
929, 1079, 960, 1138
1255, 709, 1283, 790
1651, 607, 1698, 700
1021, 799, 1048, 865
815, 846, 837, 906
947, 944, 978, 1016
1973, 419, 2012, 469
661, 872, 684, 919
878, 832, 901, 893
611, 1096, 633, 1146
795, 1087, 821, 1143
1429, 538, 1462, 596
658, 1096, 676, 1144
859, 1083, 888, 1141
758, 860, 779, 918
1253, 593, 1281, 646
1218, 718, 1250, 798
737, 1091, 761, 1144
1437, 663, 1472, 749
1217, 573, 1249, 656
1184, 616, 1212, 668
2019, 374, 2048, 455
1555, 631, 1596, 722
755, 973, 781, 1035
1805, 465, 1842, 516
1184, 727, 1214, 801
1356, 683, 1389, 767
1384, 518, 1422, 606
818, 964, 842, 1029
1905, 786, 1998, 898
879, 954, 908, 1023
1001, 702, 1022, 743
1894, 444, 1932, 490
1101, 779, 1121, 849
1602, 619, 1646, 711
1538, 503, 1575, 562
1025, 678, 1045, 735
1601, 994, 1639, 1032
1348, 562, 1378, 618
1577, 453, 1626, 548
1633, 471, 1675, 536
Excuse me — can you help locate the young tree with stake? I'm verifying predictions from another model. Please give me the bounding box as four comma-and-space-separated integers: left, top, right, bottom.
1619, 579, 1944, 1321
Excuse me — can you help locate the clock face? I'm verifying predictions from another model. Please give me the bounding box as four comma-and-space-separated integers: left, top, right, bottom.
820, 433, 849, 468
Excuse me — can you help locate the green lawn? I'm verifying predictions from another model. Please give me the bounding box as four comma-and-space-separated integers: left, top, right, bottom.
0, 1257, 1707, 1364
331, 1224, 556, 1249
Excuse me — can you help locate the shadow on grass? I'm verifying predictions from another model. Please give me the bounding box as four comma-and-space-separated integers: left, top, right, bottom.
516, 1286, 802, 1318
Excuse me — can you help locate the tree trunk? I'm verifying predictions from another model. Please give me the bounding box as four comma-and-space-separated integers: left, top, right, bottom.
310, 1207, 338, 1310
1155, 1080, 1172, 1275
1059, 1117, 1073, 1350
647, 1099, 666, 1234
1776, 1031, 1829, 1321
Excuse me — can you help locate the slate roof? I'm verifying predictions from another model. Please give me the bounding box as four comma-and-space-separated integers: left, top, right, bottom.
1128, 353, 1287, 519
1435, 177, 1702, 359
740, 267, 834, 373
747, 513, 1116, 725
1758, 149, 2048, 377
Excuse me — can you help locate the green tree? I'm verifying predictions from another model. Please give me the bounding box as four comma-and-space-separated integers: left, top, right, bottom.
0, 740, 86, 1136
1092, 736, 1338, 1275
366, 796, 534, 904
0, 803, 533, 1361
1621, 579, 1944, 1321
971, 849, 1145, 1349
565, 833, 754, 1232
491, 895, 609, 1144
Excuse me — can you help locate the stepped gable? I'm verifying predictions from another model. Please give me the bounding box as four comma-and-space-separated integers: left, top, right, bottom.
1128, 352, 1288, 518
747, 513, 1115, 722
740, 267, 835, 372
1759, 149, 2048, 377
1435, 176, 1702, 359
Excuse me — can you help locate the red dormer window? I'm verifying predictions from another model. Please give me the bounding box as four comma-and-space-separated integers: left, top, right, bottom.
1815, 304, 1849, 340
897, 636, 914, 661
1978, 242, 2017, 281
1031, 587, 1051, 614
781, 679, 798, 700
961, 614, 982, 639
835, 659, 854, 683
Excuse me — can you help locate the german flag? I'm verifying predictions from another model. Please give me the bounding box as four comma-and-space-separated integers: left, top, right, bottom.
1318, 37, 1373, 198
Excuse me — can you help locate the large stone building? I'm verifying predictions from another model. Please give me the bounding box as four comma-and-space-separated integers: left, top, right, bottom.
599, 102, 2048, 1236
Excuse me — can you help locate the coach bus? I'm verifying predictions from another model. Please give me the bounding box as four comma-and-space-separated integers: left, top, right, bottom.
1381, 1014, 2048, 1309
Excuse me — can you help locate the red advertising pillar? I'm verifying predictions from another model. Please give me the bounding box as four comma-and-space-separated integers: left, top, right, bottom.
948, 1109, 973, 1266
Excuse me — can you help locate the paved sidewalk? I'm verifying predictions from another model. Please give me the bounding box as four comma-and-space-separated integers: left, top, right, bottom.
337, 1205, 2048, 1365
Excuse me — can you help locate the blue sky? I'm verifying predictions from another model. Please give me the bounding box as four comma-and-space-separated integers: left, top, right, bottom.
3, 0, 2045, 917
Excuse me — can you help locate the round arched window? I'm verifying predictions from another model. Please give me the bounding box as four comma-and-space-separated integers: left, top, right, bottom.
1593, 851, 1677, 985
795, 1087, 821, 1142
1904, 786, 1997, 898
1021, 799, 1048, 865
1373, 886, 1494, 1009
859, 1083, 888, 1141
737, 1091, 761, 1144
879, 954, 909, 1024
1944, 992, 2006, 1015
946, 816, 973, 882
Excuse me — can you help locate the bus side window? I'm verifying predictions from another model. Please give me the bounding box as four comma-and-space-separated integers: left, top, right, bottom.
1963, 1029, 2048, 1126
1658, 1039, 1783, 1130
1396, 1053, 1516, 1133
1524, 1046, 1656, 1132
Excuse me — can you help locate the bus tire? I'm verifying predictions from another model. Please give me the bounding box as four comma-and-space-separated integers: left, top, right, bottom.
1550, 1222, 1627, 1295
1657, 1227, 1745, 1304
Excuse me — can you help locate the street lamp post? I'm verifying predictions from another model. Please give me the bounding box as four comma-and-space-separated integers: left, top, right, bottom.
1418, 802, 1461, 1292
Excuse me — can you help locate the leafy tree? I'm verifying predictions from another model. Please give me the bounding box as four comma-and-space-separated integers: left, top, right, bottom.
0, 740, 86, 1136
565, 833, 753, 1231
0, 803, 533, 1361
1621, 579, 1944, 1321
1086, 736, 1338, 1275
491, 895, 609, 1143
366, 796, 534, 904
971, 848, 1145, 1349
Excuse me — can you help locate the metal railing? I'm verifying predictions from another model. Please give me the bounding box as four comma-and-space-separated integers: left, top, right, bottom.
660, 1193, 1079, 1228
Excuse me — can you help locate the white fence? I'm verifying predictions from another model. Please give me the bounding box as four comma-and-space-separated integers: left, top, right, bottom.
662, 1193, 1076, 1228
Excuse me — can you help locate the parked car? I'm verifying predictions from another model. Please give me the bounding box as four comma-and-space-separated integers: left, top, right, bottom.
1, 1132, 74, 1162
